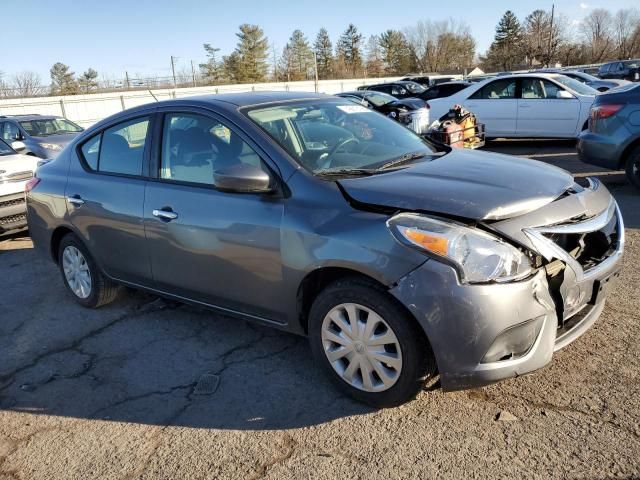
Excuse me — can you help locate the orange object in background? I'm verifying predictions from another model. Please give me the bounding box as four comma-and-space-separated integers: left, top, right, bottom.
443, 121, 464, 148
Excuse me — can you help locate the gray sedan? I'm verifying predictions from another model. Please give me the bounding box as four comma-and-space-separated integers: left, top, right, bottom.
26, 92, 623, 407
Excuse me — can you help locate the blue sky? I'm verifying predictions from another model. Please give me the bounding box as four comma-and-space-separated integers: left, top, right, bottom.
2, 0, 638, 82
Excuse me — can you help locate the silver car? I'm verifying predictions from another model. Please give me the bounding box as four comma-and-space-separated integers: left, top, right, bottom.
26, 92, 624, 407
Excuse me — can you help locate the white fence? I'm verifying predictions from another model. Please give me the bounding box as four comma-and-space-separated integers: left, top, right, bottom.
0, 77, 403, 128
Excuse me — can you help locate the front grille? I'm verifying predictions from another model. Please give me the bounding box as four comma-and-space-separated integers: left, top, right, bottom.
0, 196, 25, 209
0, 213, 26, 225
0, 171, 33, 184
543, 211, 619, 271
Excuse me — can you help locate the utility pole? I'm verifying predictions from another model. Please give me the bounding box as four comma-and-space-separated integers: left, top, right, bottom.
272, 44, 278, 82
547, 4, 555, 67
170, 56, 177, 88
191, 60, 197, 87
313, 52, 319, 93
125, 71, 130, 90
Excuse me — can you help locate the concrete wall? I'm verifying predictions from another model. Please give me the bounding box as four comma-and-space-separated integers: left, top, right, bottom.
0, 77, 402, 128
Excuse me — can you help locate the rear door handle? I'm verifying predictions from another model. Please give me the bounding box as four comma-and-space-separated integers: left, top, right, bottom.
152, 208, 178, 221
67, 195, 85, 206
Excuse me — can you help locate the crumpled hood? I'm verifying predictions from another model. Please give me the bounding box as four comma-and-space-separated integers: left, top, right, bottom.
337, 149, 574, 221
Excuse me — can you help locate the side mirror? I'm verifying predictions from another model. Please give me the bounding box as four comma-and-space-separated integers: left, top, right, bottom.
11, 141, 26, 153
213, 164, 273, 193
556, 90, 574, 99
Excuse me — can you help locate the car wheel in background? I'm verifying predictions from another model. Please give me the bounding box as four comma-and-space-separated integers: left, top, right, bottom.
58, 233, 120, 308
308, 277, 437, 408
625, 145, 640, 190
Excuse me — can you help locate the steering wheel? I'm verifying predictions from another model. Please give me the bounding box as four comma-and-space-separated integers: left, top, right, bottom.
318, 137, 360, 167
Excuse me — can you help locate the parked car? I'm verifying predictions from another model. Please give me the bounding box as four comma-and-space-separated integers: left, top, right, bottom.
0, 139, 38, 235
336, 91, 430, 133
357, 81, 428, 100
536, 69, 630, 91
597, 60, 640, 82
0, 114, 84, 159
577, 83, 640, 189
400, 75, 457, 87
27, 92, 623, 407
427, 73, 598, 138
422, 81, 473, 100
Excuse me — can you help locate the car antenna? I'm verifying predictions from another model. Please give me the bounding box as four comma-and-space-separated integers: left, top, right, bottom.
147, 89, 159, 102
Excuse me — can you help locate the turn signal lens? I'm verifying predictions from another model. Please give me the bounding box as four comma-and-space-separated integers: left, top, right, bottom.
402, 228, 448, 256
590, 104, 623, 120
25, 176, 40, 194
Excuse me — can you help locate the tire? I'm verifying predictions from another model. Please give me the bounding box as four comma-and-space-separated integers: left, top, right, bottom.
57, 233, 120, 308
308, 277, 436, 408
625, 145, 640, 191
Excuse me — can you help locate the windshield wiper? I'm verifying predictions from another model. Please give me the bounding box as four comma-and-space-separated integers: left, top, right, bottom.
376, 151, 432, 171
315, 167, 377, 177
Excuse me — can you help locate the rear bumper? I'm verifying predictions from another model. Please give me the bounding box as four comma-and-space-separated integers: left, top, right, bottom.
577, 131, 624, 170
390, 204, 624, 391
0, 192, 27, 234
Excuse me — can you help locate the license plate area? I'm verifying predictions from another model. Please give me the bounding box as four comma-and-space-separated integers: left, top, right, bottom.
589, 269, 621, 305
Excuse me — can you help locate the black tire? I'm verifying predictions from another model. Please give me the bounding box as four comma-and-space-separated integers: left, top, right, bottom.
625, 145, 640, 191
57, 233, 120, 308
308, 277, 436, 408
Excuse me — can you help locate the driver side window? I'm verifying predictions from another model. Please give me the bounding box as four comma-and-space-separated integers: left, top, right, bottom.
160, 113, 266, 185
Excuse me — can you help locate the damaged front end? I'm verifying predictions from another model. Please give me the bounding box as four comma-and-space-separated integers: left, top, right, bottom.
389, 177, 624, 391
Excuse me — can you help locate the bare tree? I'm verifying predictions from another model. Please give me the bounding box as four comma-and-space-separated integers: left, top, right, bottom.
581, 8, 614, 62
11, 71, 44, 98
613, 8, 640, 59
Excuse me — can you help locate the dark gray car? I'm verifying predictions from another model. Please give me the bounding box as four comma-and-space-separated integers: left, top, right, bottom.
0, 114, 83, 159
26, 92, 624, 407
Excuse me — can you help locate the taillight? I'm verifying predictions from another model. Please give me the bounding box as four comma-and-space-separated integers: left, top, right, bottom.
590, 104, 623, 120
25, 176, 40, 194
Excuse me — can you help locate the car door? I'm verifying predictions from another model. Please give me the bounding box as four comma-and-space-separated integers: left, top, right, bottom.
463, 78, 518, 136
67, 112, 154, 285
143, 109, 286, 322
516, 78, 580, 137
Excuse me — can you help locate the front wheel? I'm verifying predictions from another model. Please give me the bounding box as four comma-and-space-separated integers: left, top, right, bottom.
308, 278, 436, 408
625, 145, 640, 191
58, 233, 120, 308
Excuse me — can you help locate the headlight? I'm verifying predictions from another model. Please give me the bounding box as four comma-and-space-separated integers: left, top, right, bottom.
39, 143, 62, 151
388, 213, 532, 283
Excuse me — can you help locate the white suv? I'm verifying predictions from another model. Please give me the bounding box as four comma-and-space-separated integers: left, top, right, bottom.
0, 139, 38, 235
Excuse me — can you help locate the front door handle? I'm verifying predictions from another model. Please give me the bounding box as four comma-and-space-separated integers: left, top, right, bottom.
152, 208, 178, 221
67, 195, 85, 206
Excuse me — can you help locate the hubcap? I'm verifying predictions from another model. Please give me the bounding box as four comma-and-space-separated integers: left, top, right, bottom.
321, 303, 402, 393
62, 246, 92, 299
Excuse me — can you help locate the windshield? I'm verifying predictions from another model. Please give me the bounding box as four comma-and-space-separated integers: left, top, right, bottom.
404, 82, 426, 94
624, 61, 639, 68
0, 139, 15, 156
246, 99, 437, 175
19, 118, 83, 137
361, 92, 396, 107
551, 75, 598, 96
566, 71, 599, 83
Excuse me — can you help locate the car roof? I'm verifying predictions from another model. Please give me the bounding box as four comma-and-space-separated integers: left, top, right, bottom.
0, 114, 62, 121
429, 81, 471, 87
183, 91, 329, 107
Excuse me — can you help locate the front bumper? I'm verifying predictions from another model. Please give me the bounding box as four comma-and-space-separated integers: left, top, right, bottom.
390, 183, 624, 391
0, 192, 28, 234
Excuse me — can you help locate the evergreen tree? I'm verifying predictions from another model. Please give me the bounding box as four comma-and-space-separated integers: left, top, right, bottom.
364, 35, 384, 78
314, 28, 334, 79
379, 30, 413, 75
78, 68, 98, 93
485, 11, 524, 71
233, 24, 269, 83
283, 30, 313, 81
50, 62, 79, 95
336, 24, 363, 77
200, 43, 221, 84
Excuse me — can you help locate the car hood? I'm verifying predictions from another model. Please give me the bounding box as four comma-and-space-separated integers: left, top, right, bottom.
337, 149, 574, 221
0, 153, 38, 175
389, 98, 427, 110
32, 132, 80, 146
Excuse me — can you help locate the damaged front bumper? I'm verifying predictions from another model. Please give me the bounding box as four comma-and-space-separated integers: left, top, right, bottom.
390, 178, 624, 391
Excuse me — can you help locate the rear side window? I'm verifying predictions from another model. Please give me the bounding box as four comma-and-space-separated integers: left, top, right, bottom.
79, 116, 150, 175
470, 79, 516, 99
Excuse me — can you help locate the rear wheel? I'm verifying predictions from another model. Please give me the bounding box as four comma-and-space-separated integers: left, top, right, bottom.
58, 233, 120, 308
625, 145, 640, 190
308, 278, 436, 408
